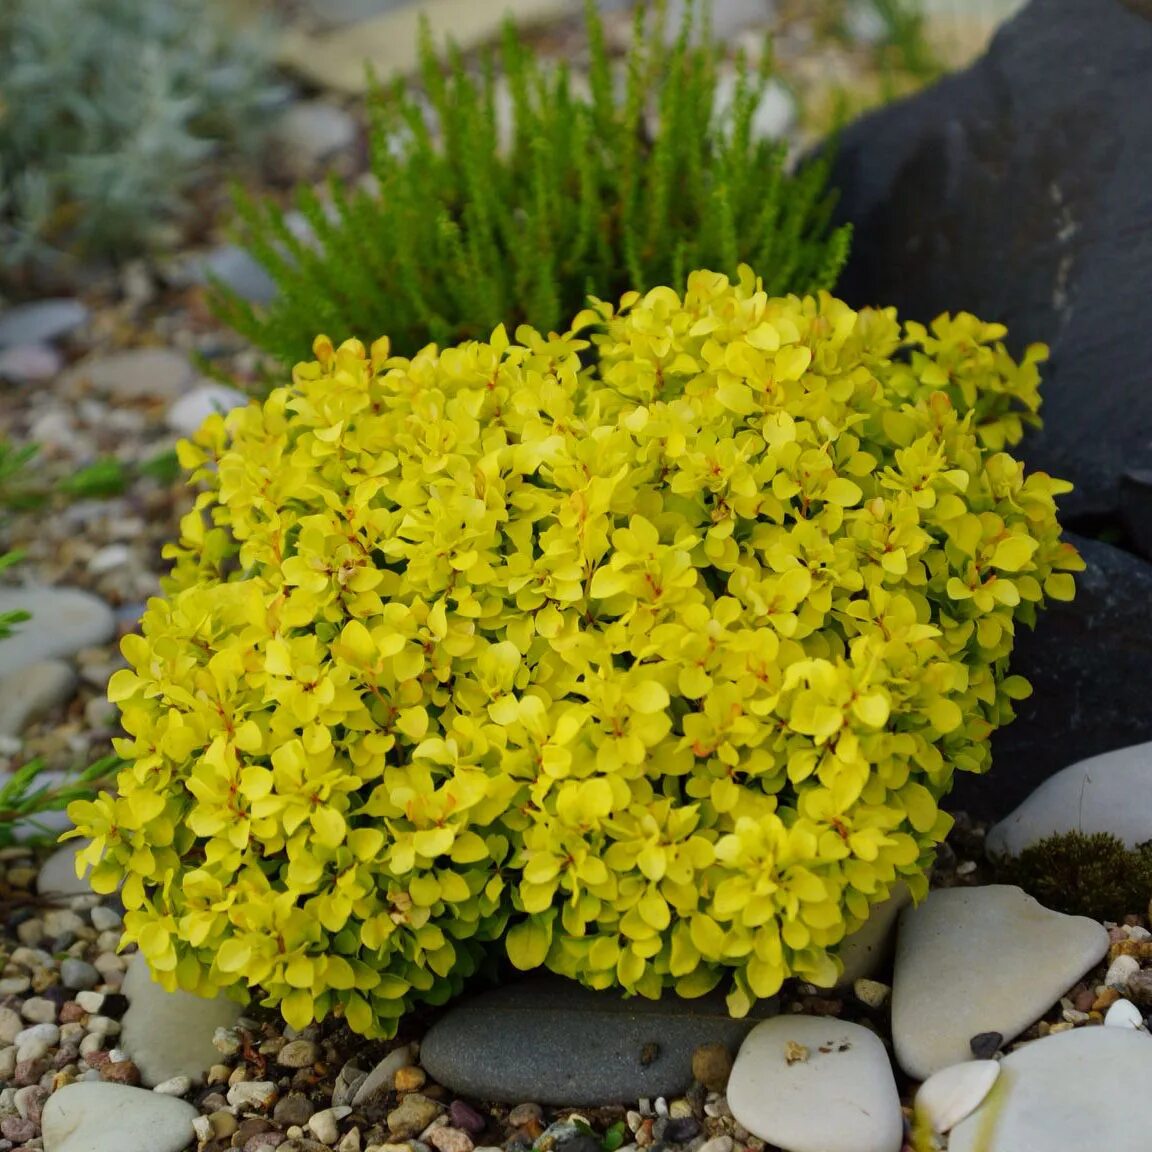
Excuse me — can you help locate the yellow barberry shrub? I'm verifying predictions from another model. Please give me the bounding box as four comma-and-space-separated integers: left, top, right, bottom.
67, 266, 1082, 1036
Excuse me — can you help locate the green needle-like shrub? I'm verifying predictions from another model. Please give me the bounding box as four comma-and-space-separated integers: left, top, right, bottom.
69, 267, 1079, 1037
212, 1, 851, 363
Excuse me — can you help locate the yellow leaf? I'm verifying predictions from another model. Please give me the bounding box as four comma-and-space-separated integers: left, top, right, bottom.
991, 536, 1038, 571
626, 681, 669, 714
506, 914, 554, 970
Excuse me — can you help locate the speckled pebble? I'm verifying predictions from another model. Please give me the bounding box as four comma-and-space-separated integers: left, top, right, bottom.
228, 1080, 279, 1110
279, 1039, 321, 1068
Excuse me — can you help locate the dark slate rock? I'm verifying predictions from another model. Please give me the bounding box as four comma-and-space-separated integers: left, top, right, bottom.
826, 0, 1152, 525
948, 533, 1152, 820
419, 974, 778, 1106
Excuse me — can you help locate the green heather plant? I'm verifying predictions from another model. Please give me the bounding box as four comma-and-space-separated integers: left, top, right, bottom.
0, 0, 281, 275
212, 0, 851, 363
70, 267, 1080, 1037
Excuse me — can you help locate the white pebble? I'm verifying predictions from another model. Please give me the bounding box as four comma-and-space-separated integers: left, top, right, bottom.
0, 1047, 15, 1080
19, 997, 58, 1024
87, 544, 132, 574
152, 1074, 193, 1096
1105, 999, 1147, 1029
1105, 955, 1141, 989
60, 1022, 86, 1044
226, 1080, 278, 1109
108, 1047, 129, 1063
43, 909, 85, 936
16, 1036, 51, 1063
309, 1105, 352, 1143
79, 1032, 105, 1056
213, 1026, 241, 1056
0, 977, 31, 995
86, 1015, 121, 1036
193, 1115, 214, 1141
12, 947, 57, 970
854, 978, 892, 1008
1125, 926, 1152, 941
90, 905, 123, 932
915, 1060, 1001, 1134
654, 1097, 669, 1117
15, 1022, 59, 1047
75, 991, 105, 1013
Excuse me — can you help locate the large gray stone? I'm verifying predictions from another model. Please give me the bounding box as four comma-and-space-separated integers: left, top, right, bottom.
827, 0, 1152, 528
419, 973, 778, 1105
950, 534, 1152, 821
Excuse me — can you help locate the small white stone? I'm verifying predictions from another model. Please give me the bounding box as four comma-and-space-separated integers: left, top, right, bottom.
79, 1032, 106, 1056
0, 588, 116, 679
90, 905, 123, 933
0, 1007, 22, 1044
20, 996, 58, 1024
309, 1105, 353, 1144
87, 1015, 121, 1036
75, 990, 105, 1014
166, 382, 250, 439
15, 1022, 59, 1047
0, 659, 77, 738
914, 1060, 1001, 1134
193, 1114, 214, 1141
227, 1080, 278, 1109
352, 1044, 416, 1106
1105, 999, 1146, 1029
88, 544, 133, 575
17, 1036, 52, 1063
853, 978, 891, 1008
152, 1074, 193, 1096
1104, 954, 1141, 989
63, 347, 197, 403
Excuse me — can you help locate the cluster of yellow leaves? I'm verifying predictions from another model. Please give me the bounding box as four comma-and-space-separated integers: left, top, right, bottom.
67, 266, 1081, 1035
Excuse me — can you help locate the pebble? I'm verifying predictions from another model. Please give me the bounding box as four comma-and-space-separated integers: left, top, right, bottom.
309, 1106, 353, 1144
278, 1038, 321, 1068
354, 1046, 417, 1106
152, 1075, 193, 1096
60, 957, 101, 991
89, 905, 123, 933
228, 1080, 280, 1109
987, 740, 1152, 855
41, 1080, 199, 1152
21, 997, 59, 1025
276, 1093, 317, 1127
950, 1025, 1152, 1152
166, 382, 250, 438
426, 1127, 474, 1152
62, 346, 197, 403
891, 885, 1110, 1078
727, 1015, 903, 1152
914, 1060, 1000, 1135
690, 1042, 733, 1092
0, 1007, 23, 1044
0, 587, 117, 678
0, 342, 63, 382
852, 979, 891, 1009
0, 299, 88, 347
387, 1094, 444, 1139
1104, 999, 1146, 1029
269, 100, 359, 181
395, 1065, 427, 1092
1104, 954, 1141, 989
37, 841, 98, 898
120, 951, 244, 1086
